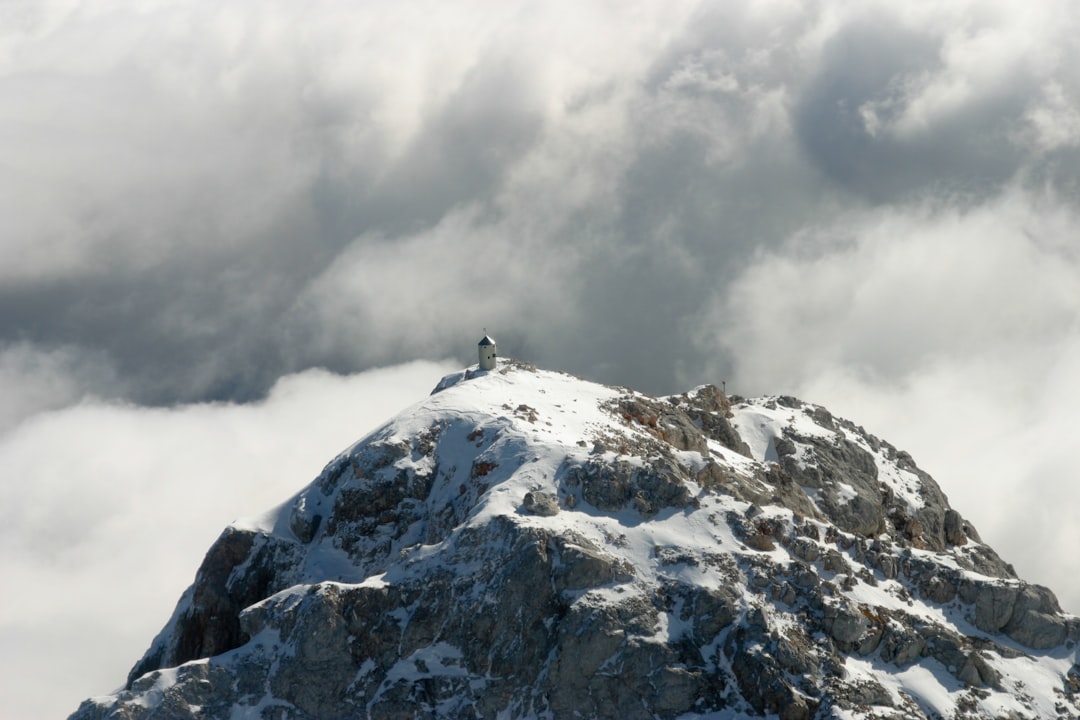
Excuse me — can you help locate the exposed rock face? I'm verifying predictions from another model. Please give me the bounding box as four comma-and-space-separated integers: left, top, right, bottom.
72, 365, 1080, 720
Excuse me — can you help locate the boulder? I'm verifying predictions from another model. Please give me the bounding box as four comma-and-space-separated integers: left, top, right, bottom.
972, 583, 1019, 634
825, 601, 868, 647
522, 491, 560, 516
1003, 585, 1067, 649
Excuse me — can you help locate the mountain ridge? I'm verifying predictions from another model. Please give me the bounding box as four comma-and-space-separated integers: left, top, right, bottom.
72, 360, 1080, 719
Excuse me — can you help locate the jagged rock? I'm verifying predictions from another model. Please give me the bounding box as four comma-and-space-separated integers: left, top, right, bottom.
727, 625, 817, 719
657, 413, 710, 455
774, 436, 798, 457
565, 457, 692, 517
880, 624, 926, 667
789, 537, 821, 562
568, 459, 633, 511
289, 494, 321, 543
71, 366, 1080, 720
971, 582, 1020, 633
550, 535, 631, 591
858, 623, 885, 655
546, 598, 682, 719
631, 460, 694, 515
822, 549, 848, 574
772, 581, 798, 606
875, 552, 899, 579
954, 542, 1016, 578
126, 527, 302, 685
781, 434, 885, 537
958, 652, 1002, 689
607, 395, 707, 455
746, 464, 821, 520
825, 600, 868, 647
695, 458, 730, 490
667, 384, 753, 456
266, 586, 356, 717
920, 625, 968, 676
1066, 664, 1080, 693
1003, 584, 1067, 649
944, 508, 968, 545
846, 678, 894, 707
683, 584, 740, 642
775, 631, 820, 676
920, 573, 958, 604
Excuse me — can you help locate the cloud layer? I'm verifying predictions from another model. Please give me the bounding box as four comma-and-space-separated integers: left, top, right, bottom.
3, 0, 1080, 714
0, 361, 455, 719
5, 0, 1078, 405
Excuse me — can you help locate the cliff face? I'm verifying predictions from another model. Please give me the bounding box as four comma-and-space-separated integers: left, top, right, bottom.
72, 362, 1080, 719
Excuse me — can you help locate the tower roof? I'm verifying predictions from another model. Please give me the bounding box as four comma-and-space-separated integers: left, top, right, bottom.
478, 335, 496, 346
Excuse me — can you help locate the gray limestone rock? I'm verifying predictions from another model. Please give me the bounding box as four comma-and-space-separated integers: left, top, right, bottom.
944, 509, 968, 546
565, 457, 692, 517
289, 495, 322, 543
684, 584, 740, 643
1003, 584, 1067, 649
267, 586, 357, 717
880, 625, 926, 667
126, 527, 302, 685
670, 384, 753, 457
825, 601, 868, 647
920, 574, 958, 604
920, 625, 968, 676
71, 374, 1080, 720
780, 433, 885, 537
522, 490, 560, 516
570, 459, 634, 512
972, 583, 1020, 633
957, 652, 1002, 690
846, 679, 894, 708
549, 535, 631, 591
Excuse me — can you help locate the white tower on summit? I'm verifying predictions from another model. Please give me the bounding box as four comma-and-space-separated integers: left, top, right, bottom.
478, 334, 497, 370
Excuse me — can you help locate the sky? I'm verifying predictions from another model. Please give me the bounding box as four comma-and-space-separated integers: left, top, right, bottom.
2, 0, 1079, 716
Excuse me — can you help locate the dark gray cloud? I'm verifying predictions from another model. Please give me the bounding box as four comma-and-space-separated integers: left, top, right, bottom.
5, 0, 1077, 406
794, 14, 1026, 202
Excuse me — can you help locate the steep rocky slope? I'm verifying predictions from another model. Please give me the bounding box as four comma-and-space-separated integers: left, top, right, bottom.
71, 361, 1080, 719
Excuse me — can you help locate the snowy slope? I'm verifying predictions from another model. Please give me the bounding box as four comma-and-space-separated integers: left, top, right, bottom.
71, 362, 1080, 720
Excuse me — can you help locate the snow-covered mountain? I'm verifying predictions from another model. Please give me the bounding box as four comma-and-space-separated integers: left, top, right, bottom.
71, 361, 1080, 719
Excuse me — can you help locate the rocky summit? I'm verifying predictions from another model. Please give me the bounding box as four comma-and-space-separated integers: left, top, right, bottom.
71, 361, 1080, 720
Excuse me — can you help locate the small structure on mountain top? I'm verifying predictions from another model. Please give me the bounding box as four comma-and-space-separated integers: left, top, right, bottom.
478, 334, 497, 370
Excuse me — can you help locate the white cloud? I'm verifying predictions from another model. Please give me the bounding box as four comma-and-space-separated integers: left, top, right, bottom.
1024, 81, 1080, 151
0, 360, 456, 719
0, 342, 119, 433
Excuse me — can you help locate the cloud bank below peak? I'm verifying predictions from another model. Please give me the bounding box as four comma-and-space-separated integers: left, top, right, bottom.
0, 360, 457, 720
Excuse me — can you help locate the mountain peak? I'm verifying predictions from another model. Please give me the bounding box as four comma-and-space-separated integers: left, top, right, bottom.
72, 361, 1080, 720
